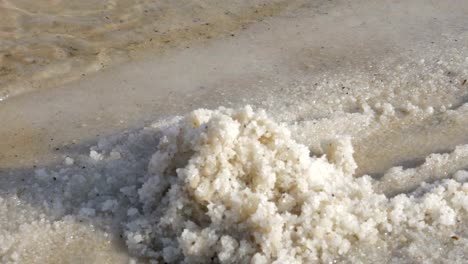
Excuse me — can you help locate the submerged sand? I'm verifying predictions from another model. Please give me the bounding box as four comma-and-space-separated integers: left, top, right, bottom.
1, 0, 468, 263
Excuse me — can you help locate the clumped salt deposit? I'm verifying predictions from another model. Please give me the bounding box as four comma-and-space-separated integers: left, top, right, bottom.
0, 105, 467, 263
123, 106, 467, 263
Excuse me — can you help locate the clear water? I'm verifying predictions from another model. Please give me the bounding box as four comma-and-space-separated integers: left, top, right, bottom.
0, 0, 291, 100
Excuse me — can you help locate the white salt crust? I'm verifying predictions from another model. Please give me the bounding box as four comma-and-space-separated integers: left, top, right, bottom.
1, 106, 467, 263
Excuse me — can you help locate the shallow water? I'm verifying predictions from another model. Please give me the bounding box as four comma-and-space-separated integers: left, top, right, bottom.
0, 0, 295, 100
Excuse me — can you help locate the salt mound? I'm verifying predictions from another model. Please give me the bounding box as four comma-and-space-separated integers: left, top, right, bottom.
124, 106, 467, 263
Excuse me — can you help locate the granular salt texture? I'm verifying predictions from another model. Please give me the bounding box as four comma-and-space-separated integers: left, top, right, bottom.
0, 105, 467, 263
123, 106, 468, 263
